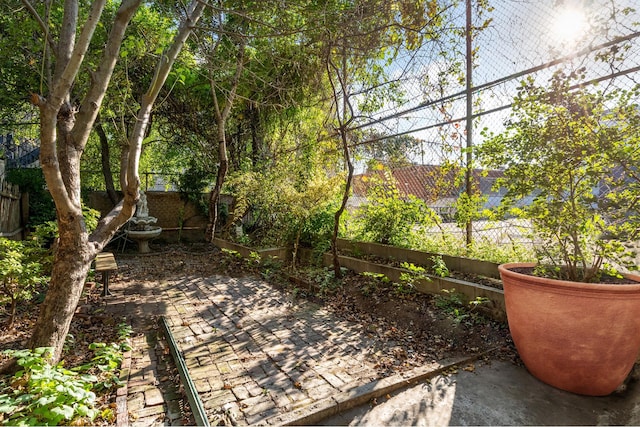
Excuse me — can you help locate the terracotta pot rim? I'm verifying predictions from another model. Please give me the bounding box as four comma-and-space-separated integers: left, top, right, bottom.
499, 262, 640, 292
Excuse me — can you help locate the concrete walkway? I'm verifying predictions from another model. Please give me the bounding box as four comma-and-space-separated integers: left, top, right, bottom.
323, 360, 640, 426
101, 251, 640, 426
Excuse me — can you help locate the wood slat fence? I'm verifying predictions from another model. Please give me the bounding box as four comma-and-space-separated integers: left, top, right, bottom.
0, 178, 22, 238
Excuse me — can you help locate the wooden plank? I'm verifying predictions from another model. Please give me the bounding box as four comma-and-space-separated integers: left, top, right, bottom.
95, 252, 117, 271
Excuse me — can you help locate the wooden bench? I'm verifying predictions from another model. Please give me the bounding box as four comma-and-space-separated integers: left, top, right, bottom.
95, 252, 118, 296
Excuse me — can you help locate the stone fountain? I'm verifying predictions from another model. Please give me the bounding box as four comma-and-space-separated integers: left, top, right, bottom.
126, 190, 162, 253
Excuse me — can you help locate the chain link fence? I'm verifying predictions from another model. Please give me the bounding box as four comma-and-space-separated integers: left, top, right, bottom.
348, 0, 640, 258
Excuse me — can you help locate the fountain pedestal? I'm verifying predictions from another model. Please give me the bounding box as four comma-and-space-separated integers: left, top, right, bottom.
126, 191, 162, 253
126, 227, 162, 253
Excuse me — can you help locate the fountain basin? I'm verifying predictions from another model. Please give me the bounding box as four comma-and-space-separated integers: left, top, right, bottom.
126, 227, 162, 253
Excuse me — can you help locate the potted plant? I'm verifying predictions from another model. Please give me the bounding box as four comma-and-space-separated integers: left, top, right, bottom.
478, 68, 640, 396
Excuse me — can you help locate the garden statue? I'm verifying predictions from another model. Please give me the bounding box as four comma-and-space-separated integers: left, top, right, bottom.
126, 190, 161, 253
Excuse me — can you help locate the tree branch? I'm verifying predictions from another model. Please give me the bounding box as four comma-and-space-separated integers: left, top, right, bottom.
49, 0, 106, 110
124, 0, 207, 196
20, 0, 57, 55
72, 0, 142, 150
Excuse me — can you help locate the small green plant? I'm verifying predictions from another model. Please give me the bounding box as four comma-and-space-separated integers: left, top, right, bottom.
435, 288, 489, 324
359, 271, 390, 296
246, 251, 262, 266
430, 255, 449, 277
0, 321, 132, 426
309, 267, 343, 295
394, 262, 429, 296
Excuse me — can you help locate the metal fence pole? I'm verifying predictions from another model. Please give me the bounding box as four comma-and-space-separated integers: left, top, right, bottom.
465, 0, 473, 249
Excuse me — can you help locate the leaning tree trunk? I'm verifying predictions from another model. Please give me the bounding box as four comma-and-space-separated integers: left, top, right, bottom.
331, 126, 354, 279
328, 41, 354, 279
29, 219, 93, 360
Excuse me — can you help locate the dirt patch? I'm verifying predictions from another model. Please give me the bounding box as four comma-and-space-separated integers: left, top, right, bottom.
286, 266, 517, 376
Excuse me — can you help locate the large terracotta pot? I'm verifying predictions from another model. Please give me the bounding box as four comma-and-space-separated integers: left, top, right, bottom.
499, 262, 640, 396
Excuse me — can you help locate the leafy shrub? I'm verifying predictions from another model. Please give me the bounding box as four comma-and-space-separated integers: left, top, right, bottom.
478, 70, 640, 281
28, 204, 101, 248
176, 160, 213, 216
353, 170, 439, 247
300, 203, 339, 264
0, 238, 49, 327
0, 323, 132, 426
0, 347, 99, 426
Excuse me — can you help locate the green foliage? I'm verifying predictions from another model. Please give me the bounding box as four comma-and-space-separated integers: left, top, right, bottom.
353, 169, 439, 247
82, 205, 101, 234
116, 322, 133, 344
176, 161, 213, 215
394, 262, 429, 296
359, 271, 390, 296
435, 289, 489, 324
430, 255, 449, 278
30, 222, 58, 249
300, 202, 340, 263
224, 168, 342, 249
478, 69, 640, 282
309, 267, 344, 295
414, 231, 535, 264
30, 205, 100, 241
246, 251, 262, 267
0, 348, 99, 426
0, 322, 131, 426
355, 132, 423, 170
0, 238, 49, 327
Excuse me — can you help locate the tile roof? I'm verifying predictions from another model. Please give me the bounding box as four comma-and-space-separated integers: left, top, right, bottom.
352, 164, 504, 203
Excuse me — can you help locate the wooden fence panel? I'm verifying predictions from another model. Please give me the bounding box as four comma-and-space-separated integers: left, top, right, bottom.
0, 178, 22, 238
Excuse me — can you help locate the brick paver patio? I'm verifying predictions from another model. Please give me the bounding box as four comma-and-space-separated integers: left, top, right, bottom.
102, 251, 473, 426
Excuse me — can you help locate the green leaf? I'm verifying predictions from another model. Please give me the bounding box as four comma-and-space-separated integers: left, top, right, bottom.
51, 404, 75, 420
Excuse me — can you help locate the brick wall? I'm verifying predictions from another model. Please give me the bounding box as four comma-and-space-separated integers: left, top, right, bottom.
88, 191, 210, 242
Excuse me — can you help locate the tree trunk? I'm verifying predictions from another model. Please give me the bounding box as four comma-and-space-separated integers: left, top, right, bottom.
329, 41, 353, 279
205, 42, 246, 242
96, 119, 119, 205
331, 126, 353, 279
206, 126, 229, 242
29, 215, 93, 362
